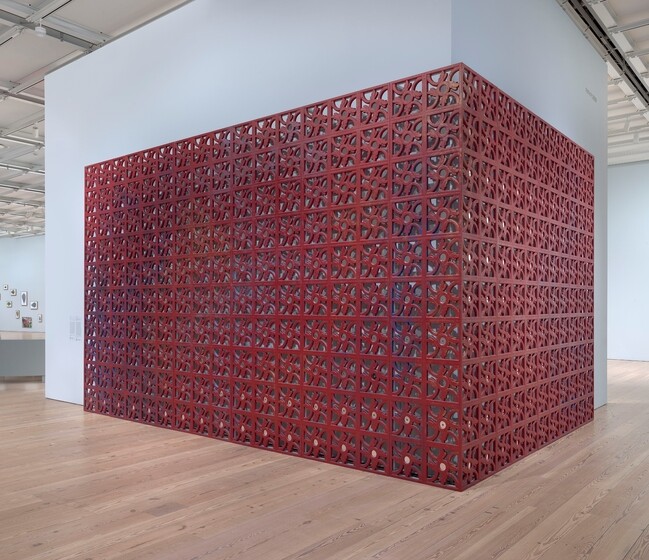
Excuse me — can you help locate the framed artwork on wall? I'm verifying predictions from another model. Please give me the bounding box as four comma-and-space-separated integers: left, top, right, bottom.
20, 291, 28, 306
10, 288, 16, 296
15, 310, 20, 319
30, 301, 38, 310
6, 301, 12, 308
37, 314, 43, 323
2, 284, 7, 290
22, 317, 32, 329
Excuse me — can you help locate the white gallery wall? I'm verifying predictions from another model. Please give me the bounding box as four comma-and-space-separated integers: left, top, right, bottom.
45, 0, 454, 404
450, 1, 608, 406
0, 236, 45, 333
608, 162, 649, 361
46, 0, 607, 406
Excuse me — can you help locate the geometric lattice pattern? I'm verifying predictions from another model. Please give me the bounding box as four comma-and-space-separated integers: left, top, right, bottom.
84, 64, 594, 490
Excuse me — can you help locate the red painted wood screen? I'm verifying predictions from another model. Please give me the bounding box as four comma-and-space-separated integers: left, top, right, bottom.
84, 63, 594, 490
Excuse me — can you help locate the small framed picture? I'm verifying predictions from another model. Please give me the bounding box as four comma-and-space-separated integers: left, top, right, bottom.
37, 314, 43, 323
20, 291, 28, 306
22, 317, 32, 329
15, 310, 20, 319
29, 301, 38, 310
2, 284, 7, 290
6, 301, 12, 308
10, 288, 17, 296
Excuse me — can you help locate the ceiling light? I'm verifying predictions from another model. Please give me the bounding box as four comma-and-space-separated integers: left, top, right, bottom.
34, 22, 46, 38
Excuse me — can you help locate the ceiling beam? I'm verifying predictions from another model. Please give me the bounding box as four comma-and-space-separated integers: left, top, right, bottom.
41, 16, 105, 45
609, 17, 649, 35
0, 79, 43, 105
0, 158, 45, 177
28, 0, 75, 20
607, 96, 634, 106
0, 0, 33, 15
0, 194, 43, 207
0, 231, 45, 239
607, 111, 648, 123
0, 179, 44, 192
0, 223, 44, 231
0, 215, 44, 223
6, 51, 81, 96
0, 91, 44, 106
608, 149, 649, 165
0, 143, 41, 163
630, 46, 649, 59
0, 23, 21, 46
0, 79, 19, 91
607, 126, 649, 139
2, 135, 44, 148
0, 109, 44, 138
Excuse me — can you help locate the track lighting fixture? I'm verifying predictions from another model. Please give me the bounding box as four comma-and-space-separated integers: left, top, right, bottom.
35, 21, 46, 38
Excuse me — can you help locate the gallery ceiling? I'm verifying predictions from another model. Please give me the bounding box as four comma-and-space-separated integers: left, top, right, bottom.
0, 0, 648, 238
558, 0, 649, 166
0, 0, 191, 238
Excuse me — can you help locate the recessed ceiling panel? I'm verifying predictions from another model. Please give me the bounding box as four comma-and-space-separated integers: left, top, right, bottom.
0, 99, 42, 129
55, 0, 188, 36
606, 0, 649, 27
20, 82, 46, 99
0, 32, 78, 83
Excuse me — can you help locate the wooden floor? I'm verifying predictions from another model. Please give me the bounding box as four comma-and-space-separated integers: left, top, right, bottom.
1, 361, 648, 560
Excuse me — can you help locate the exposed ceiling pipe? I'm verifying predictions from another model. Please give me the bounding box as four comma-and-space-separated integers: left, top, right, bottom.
557, 0, 649, 110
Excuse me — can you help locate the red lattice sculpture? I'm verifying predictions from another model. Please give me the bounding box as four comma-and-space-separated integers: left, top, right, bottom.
84, 64, 594, 490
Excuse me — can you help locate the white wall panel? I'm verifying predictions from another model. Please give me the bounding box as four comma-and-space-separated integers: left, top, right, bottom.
451, 0, 608, 407
608, 162, 649, 361
45, 0, 453, 404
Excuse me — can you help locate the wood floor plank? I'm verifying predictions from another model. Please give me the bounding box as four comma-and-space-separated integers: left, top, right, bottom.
1, 362, 648, 559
